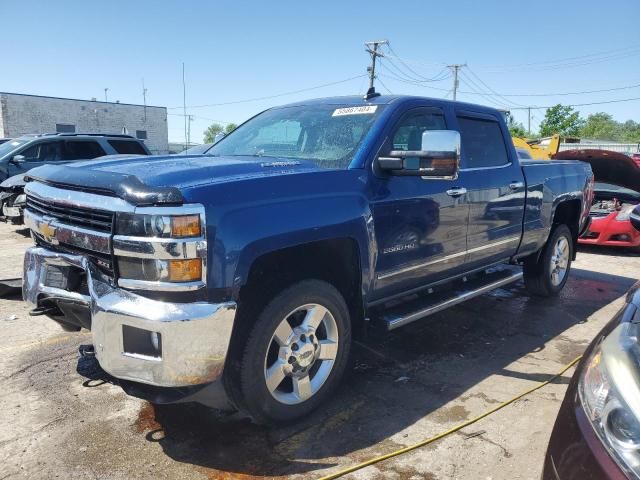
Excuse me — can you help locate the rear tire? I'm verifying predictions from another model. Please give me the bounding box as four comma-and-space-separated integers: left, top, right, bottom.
237, 279, 351, 425
524, 224, 573, 297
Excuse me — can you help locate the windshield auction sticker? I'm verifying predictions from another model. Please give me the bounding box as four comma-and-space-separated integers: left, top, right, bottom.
332, 106, 378, 117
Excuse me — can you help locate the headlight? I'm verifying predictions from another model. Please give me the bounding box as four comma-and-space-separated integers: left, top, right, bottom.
116, 213, 201, 238
579, 312, 640, 477
616, 205, 636, 222
14, 194, 26, 205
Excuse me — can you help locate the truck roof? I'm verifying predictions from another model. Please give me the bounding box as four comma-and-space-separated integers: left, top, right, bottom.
278, 94, 505, 116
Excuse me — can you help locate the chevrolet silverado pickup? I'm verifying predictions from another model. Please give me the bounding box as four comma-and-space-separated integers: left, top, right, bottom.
22, 95, 593, 424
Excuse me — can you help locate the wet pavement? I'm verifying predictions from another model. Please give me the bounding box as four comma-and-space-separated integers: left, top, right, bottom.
0, 222, 638, 480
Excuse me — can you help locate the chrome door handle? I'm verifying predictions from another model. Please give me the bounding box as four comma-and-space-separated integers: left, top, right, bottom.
509, 181, 525, 190
446, 187, 467, 197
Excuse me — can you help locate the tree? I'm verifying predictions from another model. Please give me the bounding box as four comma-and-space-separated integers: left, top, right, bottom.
506, 113, 527, 137
538, 104, 584, 137
224, 123, 238, 134
579, 113, 619, 141
203, 123, 223, 143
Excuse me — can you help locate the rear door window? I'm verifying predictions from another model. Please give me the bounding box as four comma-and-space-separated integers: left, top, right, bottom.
457, 116, 510, 168
20, 141, 60, 162
108, 140, 147, 155
60, 141, 106, 160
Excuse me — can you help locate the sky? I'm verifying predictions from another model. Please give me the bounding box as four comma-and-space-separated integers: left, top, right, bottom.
1, 0, 639, 144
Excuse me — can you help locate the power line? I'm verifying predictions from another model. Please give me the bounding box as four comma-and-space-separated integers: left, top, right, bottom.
509, 96, 640, 110
463, 68, 527, 107
475, 45, 640, 71
167, 74, 367, 109
385, 43, 451, 82
467, 81, 640, 98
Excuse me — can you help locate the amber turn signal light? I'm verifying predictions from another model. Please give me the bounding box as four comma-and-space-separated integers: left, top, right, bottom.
168, 259, 202, 282
171, 215, 201, 238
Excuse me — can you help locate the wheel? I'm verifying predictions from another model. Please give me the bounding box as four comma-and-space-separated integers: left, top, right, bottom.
237, 279, 351, 424
524, 224, 573, 297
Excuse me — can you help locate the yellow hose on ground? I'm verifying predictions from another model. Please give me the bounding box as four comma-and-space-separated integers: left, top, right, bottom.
318, 355, 583, 480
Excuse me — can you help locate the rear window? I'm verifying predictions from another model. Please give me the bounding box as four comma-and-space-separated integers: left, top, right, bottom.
457, 116, 510, 168
60, 141, 105, 160
108, 140, 147, 155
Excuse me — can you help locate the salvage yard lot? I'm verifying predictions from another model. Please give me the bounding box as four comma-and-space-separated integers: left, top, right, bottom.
0, 223, 638, 480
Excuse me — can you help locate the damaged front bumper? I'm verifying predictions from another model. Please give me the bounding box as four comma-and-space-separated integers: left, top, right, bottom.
23, 247, 237, 395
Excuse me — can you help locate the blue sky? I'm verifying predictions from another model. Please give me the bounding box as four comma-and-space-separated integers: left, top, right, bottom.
2, 0, 639, 143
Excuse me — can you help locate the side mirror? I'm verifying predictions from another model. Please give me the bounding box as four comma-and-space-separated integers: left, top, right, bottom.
631, 205, 640, 232
10, 155, 26, 164
214, 132, 226, 143
378, 130, 461, 178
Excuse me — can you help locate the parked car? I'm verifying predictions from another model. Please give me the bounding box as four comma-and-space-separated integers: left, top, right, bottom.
22, 95, 594, 424
0, 133, 150, 182
0, 174, 27, 224
543, 205, 640, 480
0, 135, 150, 223
555, 150, 640, 250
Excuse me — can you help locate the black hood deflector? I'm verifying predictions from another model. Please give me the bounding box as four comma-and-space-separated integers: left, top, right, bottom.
25, 164, 184, 206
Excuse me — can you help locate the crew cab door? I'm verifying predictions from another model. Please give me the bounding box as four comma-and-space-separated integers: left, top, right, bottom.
454, 110, 525, 267
371, 107, 469, 300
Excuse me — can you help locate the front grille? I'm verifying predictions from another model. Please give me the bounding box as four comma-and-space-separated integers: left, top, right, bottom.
26, 194, 114, 233
33, 234, 115, 278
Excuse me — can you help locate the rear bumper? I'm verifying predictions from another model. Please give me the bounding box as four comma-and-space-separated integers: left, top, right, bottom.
23, 246, 237, 390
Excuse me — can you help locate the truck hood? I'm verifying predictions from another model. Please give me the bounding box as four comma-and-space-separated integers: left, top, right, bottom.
25, 154, 320, 206
553, 149, 640, 192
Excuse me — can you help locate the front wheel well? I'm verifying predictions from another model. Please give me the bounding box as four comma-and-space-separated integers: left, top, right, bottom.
223, 239, 364, 409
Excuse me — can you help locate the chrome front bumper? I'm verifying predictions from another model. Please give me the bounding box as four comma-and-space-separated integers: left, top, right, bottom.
23, 246, 237, 388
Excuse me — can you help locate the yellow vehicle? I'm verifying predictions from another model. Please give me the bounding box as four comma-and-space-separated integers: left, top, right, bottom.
512, 134, 561, 160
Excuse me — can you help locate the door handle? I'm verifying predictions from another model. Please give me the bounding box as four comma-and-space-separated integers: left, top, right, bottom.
446, 187, 467, 197
509, 181, 525, 190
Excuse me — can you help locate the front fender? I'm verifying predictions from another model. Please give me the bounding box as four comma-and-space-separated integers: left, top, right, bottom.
217, 193, 376, 299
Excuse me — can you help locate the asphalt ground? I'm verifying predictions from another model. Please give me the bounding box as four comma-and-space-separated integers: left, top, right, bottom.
1, 222, 638, 480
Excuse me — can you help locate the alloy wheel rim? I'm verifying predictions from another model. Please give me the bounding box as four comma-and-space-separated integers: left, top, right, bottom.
263, 303, 339, 405
550, 236, 570, 287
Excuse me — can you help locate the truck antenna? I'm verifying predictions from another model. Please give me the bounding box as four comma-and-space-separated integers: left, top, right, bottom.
364, 40, 388, 100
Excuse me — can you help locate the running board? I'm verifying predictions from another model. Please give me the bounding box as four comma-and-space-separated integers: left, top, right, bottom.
378, 269, 523, 331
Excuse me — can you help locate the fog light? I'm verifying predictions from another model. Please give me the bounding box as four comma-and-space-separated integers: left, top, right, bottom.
122, 325, 162, 359
168, 259, 202, 282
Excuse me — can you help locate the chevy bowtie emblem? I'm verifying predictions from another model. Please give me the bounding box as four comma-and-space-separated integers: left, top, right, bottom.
40, 218, 58, 244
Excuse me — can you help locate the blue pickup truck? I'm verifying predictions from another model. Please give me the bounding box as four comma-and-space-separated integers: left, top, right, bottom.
22, 95, 593, 424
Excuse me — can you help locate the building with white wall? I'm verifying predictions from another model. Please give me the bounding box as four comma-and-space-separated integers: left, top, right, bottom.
0, 92, 168, 154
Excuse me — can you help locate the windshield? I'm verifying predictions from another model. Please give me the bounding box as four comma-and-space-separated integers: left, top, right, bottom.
207, 104, 384, 169
0, 138, 29, 158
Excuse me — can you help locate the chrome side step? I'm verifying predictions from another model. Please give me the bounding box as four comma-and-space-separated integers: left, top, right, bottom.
379, 268, 523, 331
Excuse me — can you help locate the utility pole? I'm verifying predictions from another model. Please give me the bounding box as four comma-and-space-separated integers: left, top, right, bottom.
187, 114, 194, 147
447, 64, 466, 101
142, 79, 148, 122
182, 62, 188, 150
104, 88, 109, 102
364, 40, 388, 98
527, 107, 531, 136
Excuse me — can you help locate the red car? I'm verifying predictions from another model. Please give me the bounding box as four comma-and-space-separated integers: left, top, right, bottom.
554, 150, 640, 250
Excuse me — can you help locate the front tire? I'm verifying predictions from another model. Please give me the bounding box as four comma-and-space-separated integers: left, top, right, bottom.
524, 224, 573, 297
237, 280, 351, 424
